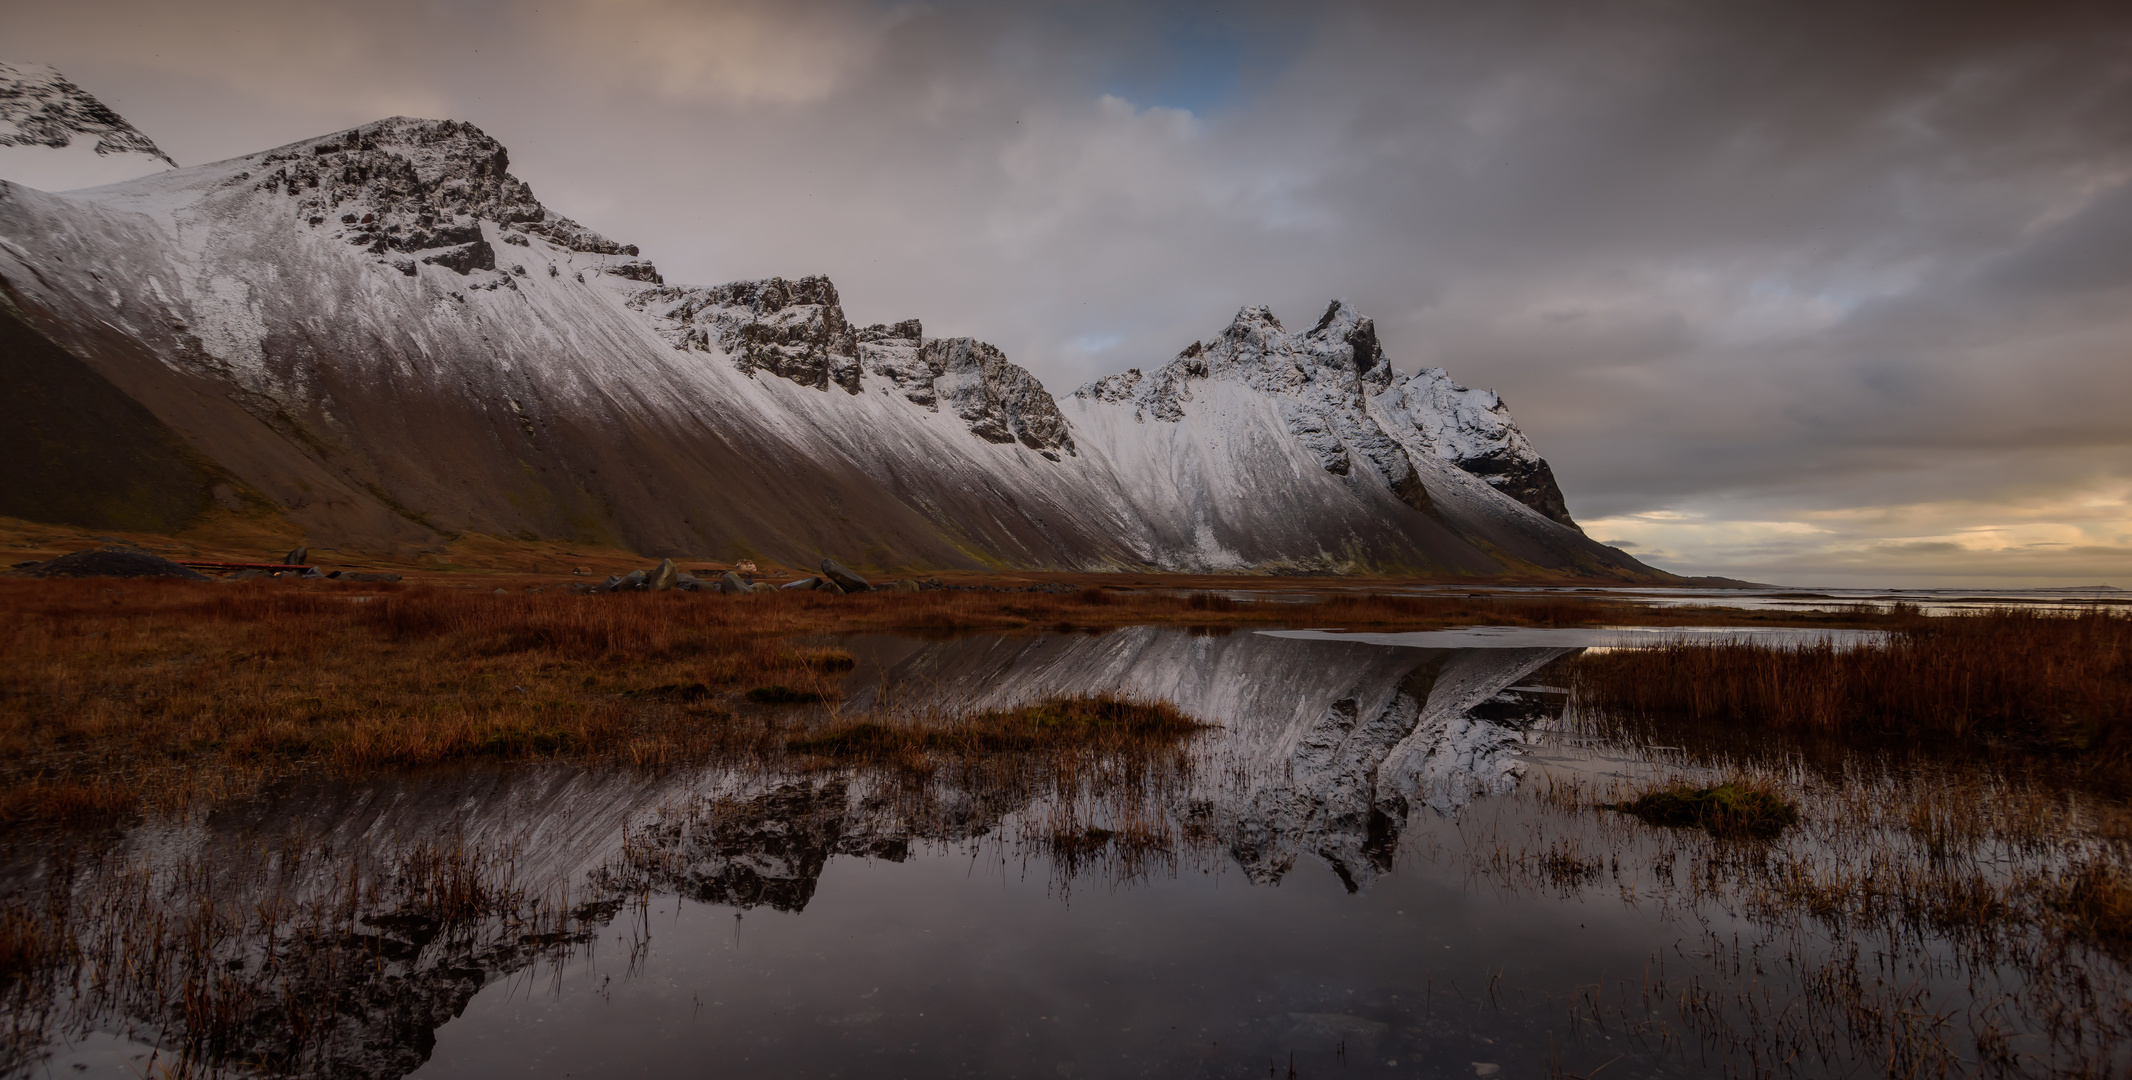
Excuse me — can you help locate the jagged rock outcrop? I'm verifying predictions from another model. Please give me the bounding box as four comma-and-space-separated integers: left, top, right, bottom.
1376, 369, 1576, 527
0, 59, 182, 201
0, 61, 174, 165
632, 275, 861, 392
1077, 299, 1570, 527
847, 320, 1075, 455
856, 319, 932, 404
926, 337, 1076, 458
252, 116, 640, 282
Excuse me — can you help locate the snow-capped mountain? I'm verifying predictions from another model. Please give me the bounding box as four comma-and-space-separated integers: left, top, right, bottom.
0, 61, 176, 193
0, 103, 1657, 578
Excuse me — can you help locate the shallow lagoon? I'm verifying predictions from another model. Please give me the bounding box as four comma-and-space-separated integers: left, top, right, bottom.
16, 625, 2131, 1078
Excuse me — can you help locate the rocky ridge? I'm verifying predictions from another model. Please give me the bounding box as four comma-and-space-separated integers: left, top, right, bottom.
1078, 300, 1576, 528
0, 61, 174, 165
630, 278, 1076, 456
0, 95, 1660, 577
250, 116, 641, 280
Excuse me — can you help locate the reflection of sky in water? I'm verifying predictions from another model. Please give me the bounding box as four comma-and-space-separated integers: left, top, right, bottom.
1259, 625, 1887, 650
1197, 584, 2132, 616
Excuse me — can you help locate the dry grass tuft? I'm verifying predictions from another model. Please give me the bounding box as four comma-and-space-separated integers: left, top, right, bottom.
2053, 859, 2132, 957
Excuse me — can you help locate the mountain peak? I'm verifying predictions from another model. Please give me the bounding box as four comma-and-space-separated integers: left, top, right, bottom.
0, 60, 177, 191
1072, 300, 1578, 528
240, 116, 640, 271
0, 61, 175, 165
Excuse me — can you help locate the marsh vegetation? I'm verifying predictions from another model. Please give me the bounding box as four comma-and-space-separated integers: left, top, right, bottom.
1, 588, 2128, 1077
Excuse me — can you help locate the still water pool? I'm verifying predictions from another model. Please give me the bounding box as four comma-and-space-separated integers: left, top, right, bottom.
21, 625, 2130, 1079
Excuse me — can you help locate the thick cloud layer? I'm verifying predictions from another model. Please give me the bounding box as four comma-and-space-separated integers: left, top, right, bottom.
10, 0, 2130, 585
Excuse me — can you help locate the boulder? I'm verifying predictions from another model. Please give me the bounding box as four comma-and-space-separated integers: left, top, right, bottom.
718, 571, 751, 594
616, 569, 648, 591
819, 559, 871, 593
779, 576, 822, 591
817, 580, 846, 596
647, 558, 680, 591
284, 546, 309, 566
887, 578, 920, 593
751, 582, 777, 594
598, 574, 623, 591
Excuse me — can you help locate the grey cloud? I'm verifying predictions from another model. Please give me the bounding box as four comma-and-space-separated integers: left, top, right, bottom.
7, 0, 2131, 582
1879, 541, 1967, 555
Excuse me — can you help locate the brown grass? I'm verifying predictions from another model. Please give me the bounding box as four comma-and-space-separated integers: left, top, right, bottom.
2053, 858, 2132, 958
0, 575, 1913, 824
1570, 609, 2132, 783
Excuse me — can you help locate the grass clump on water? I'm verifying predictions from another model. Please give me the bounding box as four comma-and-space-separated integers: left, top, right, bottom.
1611, 779, 1800, 839
2054, 859, 2132, 958
787, 694, 1205, 758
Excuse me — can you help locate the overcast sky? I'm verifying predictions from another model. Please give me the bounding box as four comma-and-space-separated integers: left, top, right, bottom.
10, 0, 2131, 586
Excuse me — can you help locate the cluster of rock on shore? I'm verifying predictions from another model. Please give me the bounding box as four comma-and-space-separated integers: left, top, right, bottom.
579, 558, 925, 596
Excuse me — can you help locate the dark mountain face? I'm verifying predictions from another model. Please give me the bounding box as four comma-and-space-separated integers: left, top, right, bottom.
0, 106, 1663, 579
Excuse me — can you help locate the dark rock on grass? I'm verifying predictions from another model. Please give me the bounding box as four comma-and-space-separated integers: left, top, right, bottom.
888, 578, 920, 593
779, 576, 822, 591
1611, 781, 1799, 840
285, 546, 309, 565
647, 558, 680, 591
719, 571, 751, 594
11, 548, 209, 580
747, 685, 826, 705
819, 558, 871, 593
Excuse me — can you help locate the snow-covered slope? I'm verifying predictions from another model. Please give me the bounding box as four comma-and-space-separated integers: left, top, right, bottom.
1076, 302, 1577, 529
0, 110, 1659, 577
0, 62, 175, 192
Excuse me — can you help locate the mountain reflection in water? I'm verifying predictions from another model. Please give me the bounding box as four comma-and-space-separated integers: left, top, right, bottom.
16, 626, 2123, 1079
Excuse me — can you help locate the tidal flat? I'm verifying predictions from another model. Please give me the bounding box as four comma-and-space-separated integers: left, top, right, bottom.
1, 584, 2127, 1078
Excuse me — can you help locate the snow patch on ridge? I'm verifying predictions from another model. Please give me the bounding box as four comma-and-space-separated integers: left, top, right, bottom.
1076, 299, 1575, 527
0, 61, 175, 192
